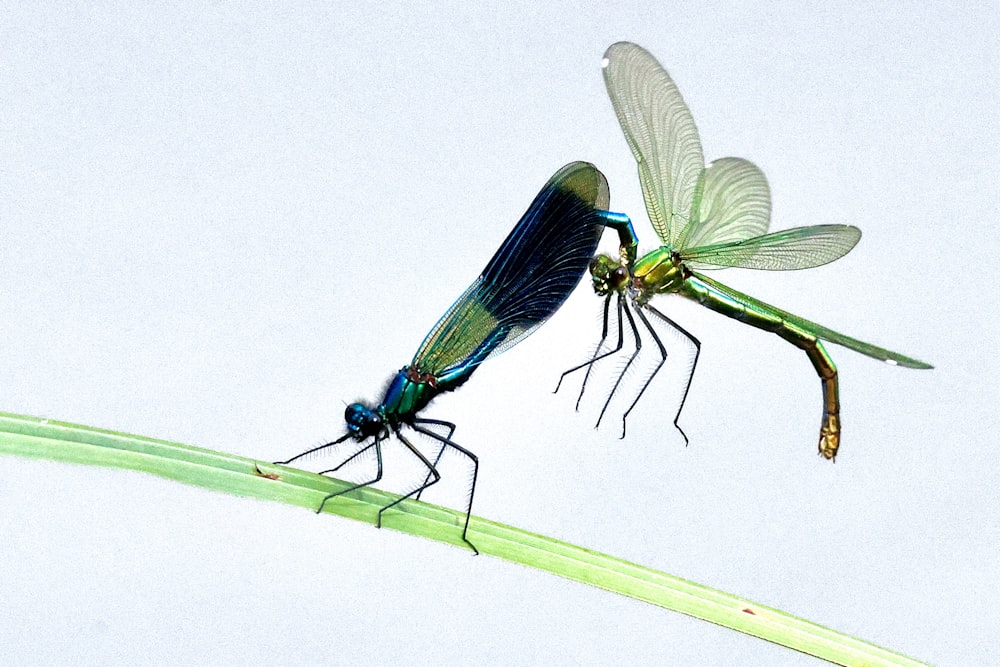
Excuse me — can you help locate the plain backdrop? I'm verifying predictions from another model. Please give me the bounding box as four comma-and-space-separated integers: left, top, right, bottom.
2, 2, 997, 665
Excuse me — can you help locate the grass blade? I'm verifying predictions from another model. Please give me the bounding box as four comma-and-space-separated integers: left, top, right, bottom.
0, 411, 925, 666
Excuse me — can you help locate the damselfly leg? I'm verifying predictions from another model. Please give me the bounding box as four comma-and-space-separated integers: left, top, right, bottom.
378, 420, 478, 554
414, 417, 456, 500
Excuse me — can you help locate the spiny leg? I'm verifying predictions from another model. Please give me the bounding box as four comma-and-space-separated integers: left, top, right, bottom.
616, 305, 666, 439
554, 293, 611, 395
555, 293, 623, 411
393, 420, 479, 555
631, 303, 702, 445
371, 427, 474, 553
574, 293, 626, 411
414, 421, 480, 555
374, 429, 439, 528
318, 440, 375, 475
596, 298, 642, 429
413, 417, 456, 501
316, 433, 385, 513
274, 431, 353, 466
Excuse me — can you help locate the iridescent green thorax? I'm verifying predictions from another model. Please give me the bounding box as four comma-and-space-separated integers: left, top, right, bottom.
344, 366, 452, 437
631, 247, 686, 304
377, 367, 444, 426
343, 368, 433, 437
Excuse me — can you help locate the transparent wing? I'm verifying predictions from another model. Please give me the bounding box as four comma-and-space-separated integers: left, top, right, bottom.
413, 162, 610, 381
676, 157, 771, 251
603, 41, 703, 248
679, 225, 862, 271
687, 270, 933, 368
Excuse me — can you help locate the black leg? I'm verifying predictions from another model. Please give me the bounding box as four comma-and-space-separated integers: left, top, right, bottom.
555, 292, 611, 394
413, 417, 456, 500
554, 294, 624, 410
274, 431, 353, 466
576, 293, 626, 411
372, 428, 439, 523
316, 433, 384, 514
318, 440, 374, 475
637, 303, 701, 446
613, 304, 668, 439
413, 420, 479, 555
375, 420, 478, 555
596, 297, 642, 429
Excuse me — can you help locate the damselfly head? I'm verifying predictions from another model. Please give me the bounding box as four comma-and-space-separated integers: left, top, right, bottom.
344, 402, 382, 439
590, 254, 627, 296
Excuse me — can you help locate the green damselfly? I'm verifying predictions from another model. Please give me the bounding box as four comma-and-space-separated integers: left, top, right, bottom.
559, 42, 931, 460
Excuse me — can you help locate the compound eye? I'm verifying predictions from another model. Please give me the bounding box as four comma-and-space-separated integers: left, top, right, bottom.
344, 403, 371, 430
611, 266, 629, 288
345, 402, 383, 438
344, 403, 365, 427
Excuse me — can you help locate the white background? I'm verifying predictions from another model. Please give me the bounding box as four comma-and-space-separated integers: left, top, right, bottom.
2, 2, 997, 665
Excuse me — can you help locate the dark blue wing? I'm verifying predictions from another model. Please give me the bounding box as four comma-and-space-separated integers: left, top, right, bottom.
412, 162, 611, 386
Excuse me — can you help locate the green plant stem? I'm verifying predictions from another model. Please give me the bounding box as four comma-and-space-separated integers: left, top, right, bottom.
0, 411, 925, 666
